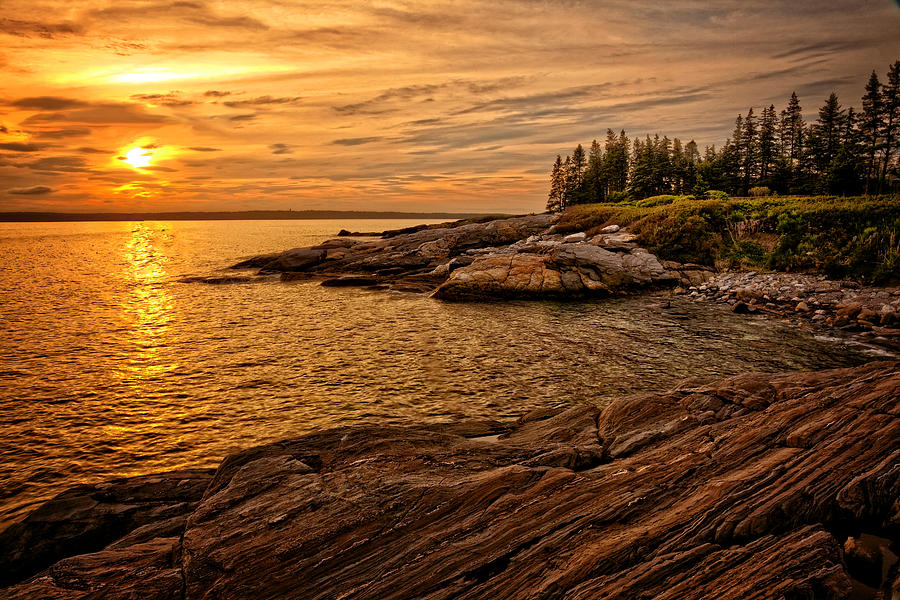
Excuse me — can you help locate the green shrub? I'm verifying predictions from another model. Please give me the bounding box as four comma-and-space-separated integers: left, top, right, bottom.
704, 190, 729, 201
635, 195, 696, 208
748, 186, 772, 197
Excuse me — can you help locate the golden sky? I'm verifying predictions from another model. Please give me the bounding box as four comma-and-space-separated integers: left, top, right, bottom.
1, 0, 899, 213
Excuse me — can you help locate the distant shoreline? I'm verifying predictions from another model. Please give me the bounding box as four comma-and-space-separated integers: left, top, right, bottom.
0, 210, 498, 223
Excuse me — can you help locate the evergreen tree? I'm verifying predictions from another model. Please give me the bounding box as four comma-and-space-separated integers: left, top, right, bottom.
740, 108, 758, 194
628, 137, 655, 198
546, 155, 564, 212
561, 155, 573, 208
827, 107, 864, 195
759, 105, 777, 182
581, 139, 605, 204
880, 61, 900, 191
671, 138, 685, 193
780, 92, 804, 165
813, 92, 846, 174
860, 70, 883, 193
683, 139, 699, 192
602, 129, 629, 195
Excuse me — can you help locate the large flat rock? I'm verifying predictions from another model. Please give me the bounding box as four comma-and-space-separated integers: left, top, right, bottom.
3, 361, 898, 598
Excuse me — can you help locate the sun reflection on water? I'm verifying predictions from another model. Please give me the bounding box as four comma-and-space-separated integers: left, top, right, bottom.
114, 223, 178, 388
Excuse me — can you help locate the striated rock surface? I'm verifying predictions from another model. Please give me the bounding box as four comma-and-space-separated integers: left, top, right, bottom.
0, 469, 214, 588
219, 214, 704, 299
2, 362, 899, 599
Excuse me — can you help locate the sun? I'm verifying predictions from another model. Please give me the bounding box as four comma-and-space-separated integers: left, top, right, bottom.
124, 148, 153, 168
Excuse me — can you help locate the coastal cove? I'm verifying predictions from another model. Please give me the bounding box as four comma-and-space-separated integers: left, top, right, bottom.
0, 218, 885, 531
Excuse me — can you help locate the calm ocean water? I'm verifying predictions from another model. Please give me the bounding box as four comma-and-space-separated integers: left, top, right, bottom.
0, 219, 878, 526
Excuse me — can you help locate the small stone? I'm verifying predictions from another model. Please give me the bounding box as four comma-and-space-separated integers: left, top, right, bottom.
563, 232, 587, 243
600, 224, 621, 234
857, 308, 880, 324
796, 301, 810, 313
836, 303, 862, 319
731, 301, 750, 314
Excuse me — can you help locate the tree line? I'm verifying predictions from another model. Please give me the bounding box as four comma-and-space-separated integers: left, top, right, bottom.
546, 60, 900, 212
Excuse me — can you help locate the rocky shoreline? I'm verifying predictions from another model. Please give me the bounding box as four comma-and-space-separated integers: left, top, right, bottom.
675, 271, 900, 352
1, 361, 898, 599
207, 213, 716, 299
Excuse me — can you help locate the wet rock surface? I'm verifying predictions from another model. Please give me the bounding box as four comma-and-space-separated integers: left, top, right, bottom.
2, 362, 898, 599
220, 214, 707, 299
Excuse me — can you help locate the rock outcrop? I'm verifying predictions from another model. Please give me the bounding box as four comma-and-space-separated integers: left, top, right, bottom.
2, 362, 898, 599
222, 214, 701, 299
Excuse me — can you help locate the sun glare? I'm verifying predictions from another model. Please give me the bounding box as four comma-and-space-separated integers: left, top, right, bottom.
125, 148, 153, 168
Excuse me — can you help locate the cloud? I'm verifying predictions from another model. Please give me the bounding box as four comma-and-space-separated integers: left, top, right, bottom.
86, 2, 269, 31
7, 185, 53, 195
31, 127, 92, 138
22, 104, 172, 125
0, 142, 48, 152
332, 137, 384, 146
131, 92, 194, 106
10, 96, 90, 110
0, 18, 83, 38
269, 143, 293, 154
204, 90, 232, 97
223, 95, 302, 107
22, 156, 89, 172
228, 114, 256, 122
188, 146, 222, 152
76, 147, 107, 154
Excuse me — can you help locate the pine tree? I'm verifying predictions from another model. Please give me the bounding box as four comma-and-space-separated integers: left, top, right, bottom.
546, 155, 564, 212
781, 92, 804, 165
581, 139, 605, 204
561, 155, 573, 208
671, 138, 685, 194
741, 108, 758, 194
759, 105, 777, 182
602, 130, 629, 195
860, 70, 883, 193
813, 92, 846, 173
880, 61, 900, 192
628, 137, 655, 199
683, 139, 699, 193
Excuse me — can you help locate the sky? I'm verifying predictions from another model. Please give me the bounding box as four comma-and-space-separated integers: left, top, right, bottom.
1, 1, 899, 213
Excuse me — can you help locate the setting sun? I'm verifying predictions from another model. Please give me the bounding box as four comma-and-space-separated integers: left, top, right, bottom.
124, 148, 152, 169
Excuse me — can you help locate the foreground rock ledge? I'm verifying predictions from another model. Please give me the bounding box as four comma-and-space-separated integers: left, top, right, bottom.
2, 361, 899, 599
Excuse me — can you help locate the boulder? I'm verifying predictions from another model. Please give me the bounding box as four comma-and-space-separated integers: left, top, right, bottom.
261, 248, 326, 272
600, 224, 621, 233
432, 245, 674, 300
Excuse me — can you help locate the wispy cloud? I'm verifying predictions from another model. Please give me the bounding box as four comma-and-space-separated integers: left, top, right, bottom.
7, 185, 54, 194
